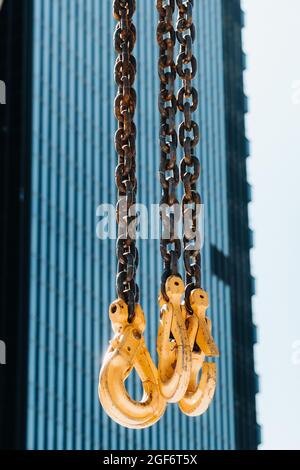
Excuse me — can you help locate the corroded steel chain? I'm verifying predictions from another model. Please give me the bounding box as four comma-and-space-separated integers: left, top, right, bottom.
176, 0, 201, 313
113, 0, 139, 322
100, 0, 217, 426
157, 0, 181, 300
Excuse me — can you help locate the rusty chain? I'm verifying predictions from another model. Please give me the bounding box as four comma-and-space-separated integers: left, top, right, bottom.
101, 0, 216, 426
157, 0, 181, 300
112, 0, 201, 317
113, 0, 138, 322
176, 0, 201, 313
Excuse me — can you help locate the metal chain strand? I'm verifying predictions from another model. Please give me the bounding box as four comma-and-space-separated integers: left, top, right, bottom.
113, 0, 139, 322
176, 0, 202, 313
157, 0, 181, 300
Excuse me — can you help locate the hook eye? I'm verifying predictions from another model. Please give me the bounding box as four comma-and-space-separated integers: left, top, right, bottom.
99, 301, 166, 429
157, 276, 191, 403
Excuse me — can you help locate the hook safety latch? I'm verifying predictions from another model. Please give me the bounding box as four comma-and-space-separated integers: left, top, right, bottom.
157, 276, 191, 403
99, 300, 166, 429
179, 288, 219, 416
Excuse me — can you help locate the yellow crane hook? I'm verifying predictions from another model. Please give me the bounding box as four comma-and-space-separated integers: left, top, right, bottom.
157, 276, 191, 403
99, 300, 167, 429
179, 288, 219, 416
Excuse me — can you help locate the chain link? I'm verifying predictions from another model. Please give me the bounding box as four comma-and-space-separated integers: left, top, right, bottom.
157, 0, 182, 300
176, 0, 202, 313
114, 0, 138, 322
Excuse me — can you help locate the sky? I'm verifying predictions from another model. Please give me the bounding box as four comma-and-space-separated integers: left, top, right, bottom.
243, 0, 300, 450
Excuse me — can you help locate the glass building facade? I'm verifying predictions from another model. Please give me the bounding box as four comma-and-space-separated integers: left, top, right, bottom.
0, 0, 259, 450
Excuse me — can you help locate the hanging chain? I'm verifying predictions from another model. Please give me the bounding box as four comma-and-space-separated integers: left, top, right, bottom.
114, 0, 139, 322
99, 0, 217, 427
157, 0, 181, 300
176, 0, 201, 313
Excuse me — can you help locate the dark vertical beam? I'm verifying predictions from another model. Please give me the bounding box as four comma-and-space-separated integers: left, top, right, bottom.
0, 0, 33, 449
221, 0, 258, 449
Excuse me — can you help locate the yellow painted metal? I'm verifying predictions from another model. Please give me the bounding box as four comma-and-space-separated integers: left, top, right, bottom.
179, 288, 219, 416
157, 276, 191, 403
98, 299, 166, 429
